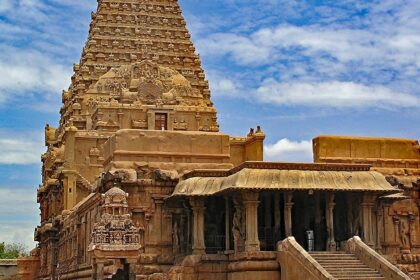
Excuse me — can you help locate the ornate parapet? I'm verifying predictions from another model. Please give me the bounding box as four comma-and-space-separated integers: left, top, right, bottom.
88, 187, 142, 274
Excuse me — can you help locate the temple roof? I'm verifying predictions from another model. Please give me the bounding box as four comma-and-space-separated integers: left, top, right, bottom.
171, 162, 399, 197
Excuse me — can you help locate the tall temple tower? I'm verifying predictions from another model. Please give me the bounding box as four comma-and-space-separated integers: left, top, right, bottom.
40, 0, 222, 215
34, 1, 265, 279
20, 2, 416, 280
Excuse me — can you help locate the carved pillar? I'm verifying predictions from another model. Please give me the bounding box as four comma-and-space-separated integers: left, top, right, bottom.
225, 197, 230, 251
393, 216, 401, 254
92, 263, 97, 280
284, 192, 294, 237
274, 193, 281, 240
362, 193, 375, 247
150, 197, 164, 251
382, 203, 394, 253
117, 108, 123, 128
232, 196, 245, 253
326, 193, 336, 251
409, 213, 418, 246
190, 198, 206, 255
243, 191, 260, 252
96, 260, 105, 280
375, 203, 383, 252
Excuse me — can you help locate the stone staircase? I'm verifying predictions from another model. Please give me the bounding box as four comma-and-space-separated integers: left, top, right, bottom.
310, 251, 385, 280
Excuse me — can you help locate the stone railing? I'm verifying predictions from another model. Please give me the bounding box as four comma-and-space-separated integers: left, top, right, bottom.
277, 237, 334, 280
345, 236, 411, 280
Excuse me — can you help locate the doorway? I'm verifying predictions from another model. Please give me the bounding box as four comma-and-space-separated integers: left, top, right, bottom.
155, 113, 167, 130
292, 192, 327, 251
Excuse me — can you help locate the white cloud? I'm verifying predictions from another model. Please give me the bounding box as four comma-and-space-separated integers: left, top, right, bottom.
198, 33, 272, 65
255, 80, 420, 108
0, 132, 44, 164
196, 0, 420, 109
0, 221, 37, 249
0, 0, 94, 108
265, 138, 313, 162
0, 187, 38, 249
0, 45, 71, 105
207, 71, 243, 98
199, 22, 420, 68
0, 0, 13, 13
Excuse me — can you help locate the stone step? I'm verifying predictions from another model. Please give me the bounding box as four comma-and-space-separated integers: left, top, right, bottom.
310, 252, 385, 279
323, 263, 369, 269
326, 268, 376, 272
311, 255, 356, 258
315, 258, 360, 262
316, 260, 365, 265
331, 272, 382, 276
311, 255, 359, 258
311, 252, 352, 255
336, 278, 385, 280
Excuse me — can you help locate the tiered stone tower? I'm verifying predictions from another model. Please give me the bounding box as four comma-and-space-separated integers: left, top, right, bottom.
40, 0, 220, 218
34, 1, 264, 279
58, 0, 217, 134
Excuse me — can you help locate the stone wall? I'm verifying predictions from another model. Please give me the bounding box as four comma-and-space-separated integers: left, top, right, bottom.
0, 260, 18, 280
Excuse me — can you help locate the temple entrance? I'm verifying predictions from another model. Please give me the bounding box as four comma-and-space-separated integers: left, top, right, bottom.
111, 260, 130, 280
292, 192, 327, 251
334, 192, 360, 250
204, 196, 226, 253
258, 192, 285, 251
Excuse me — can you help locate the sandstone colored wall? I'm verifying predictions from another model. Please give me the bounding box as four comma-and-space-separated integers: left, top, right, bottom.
313, 135, 420, 165
103, 129, 233, 173
0, 260, 18, 280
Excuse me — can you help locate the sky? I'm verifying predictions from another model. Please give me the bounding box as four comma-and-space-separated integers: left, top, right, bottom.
1, 0, 420, 249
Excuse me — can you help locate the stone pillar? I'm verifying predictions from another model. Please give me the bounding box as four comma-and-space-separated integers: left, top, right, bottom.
314, 193, 322, 251
326, 193, 336, 251
153, 198, 164, 245
393, 216, 401, 253
409, 214, 418, 245
284, 192, 294, 237
362, 193, 375, 247
383, 203, 394, 252
92, 263, 97, 280
96, 260, 105, 280
190, 198, 206, 255
225, 197, 230, 251
243, 192, 260, 252
376, 203, 383, 252
274, 193, 281, 239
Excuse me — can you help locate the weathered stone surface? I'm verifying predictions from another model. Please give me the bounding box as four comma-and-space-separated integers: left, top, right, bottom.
19, 0, 420, 280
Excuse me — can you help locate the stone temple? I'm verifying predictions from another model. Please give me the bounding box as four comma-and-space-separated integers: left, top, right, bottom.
16, 1, 420, 280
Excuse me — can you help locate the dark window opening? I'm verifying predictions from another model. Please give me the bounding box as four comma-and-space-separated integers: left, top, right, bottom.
155, 113, 167, 131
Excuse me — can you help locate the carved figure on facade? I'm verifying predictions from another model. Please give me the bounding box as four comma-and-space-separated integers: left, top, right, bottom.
232, 197, 245, 253
90, 187, 141, 247
400, 218, 411, 250
88, 60, 206, 107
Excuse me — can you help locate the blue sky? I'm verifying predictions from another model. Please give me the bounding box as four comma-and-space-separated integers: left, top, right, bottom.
1, 0, 420, 248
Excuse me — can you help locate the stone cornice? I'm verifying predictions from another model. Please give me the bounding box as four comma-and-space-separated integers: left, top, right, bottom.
183, 161, 371, 179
